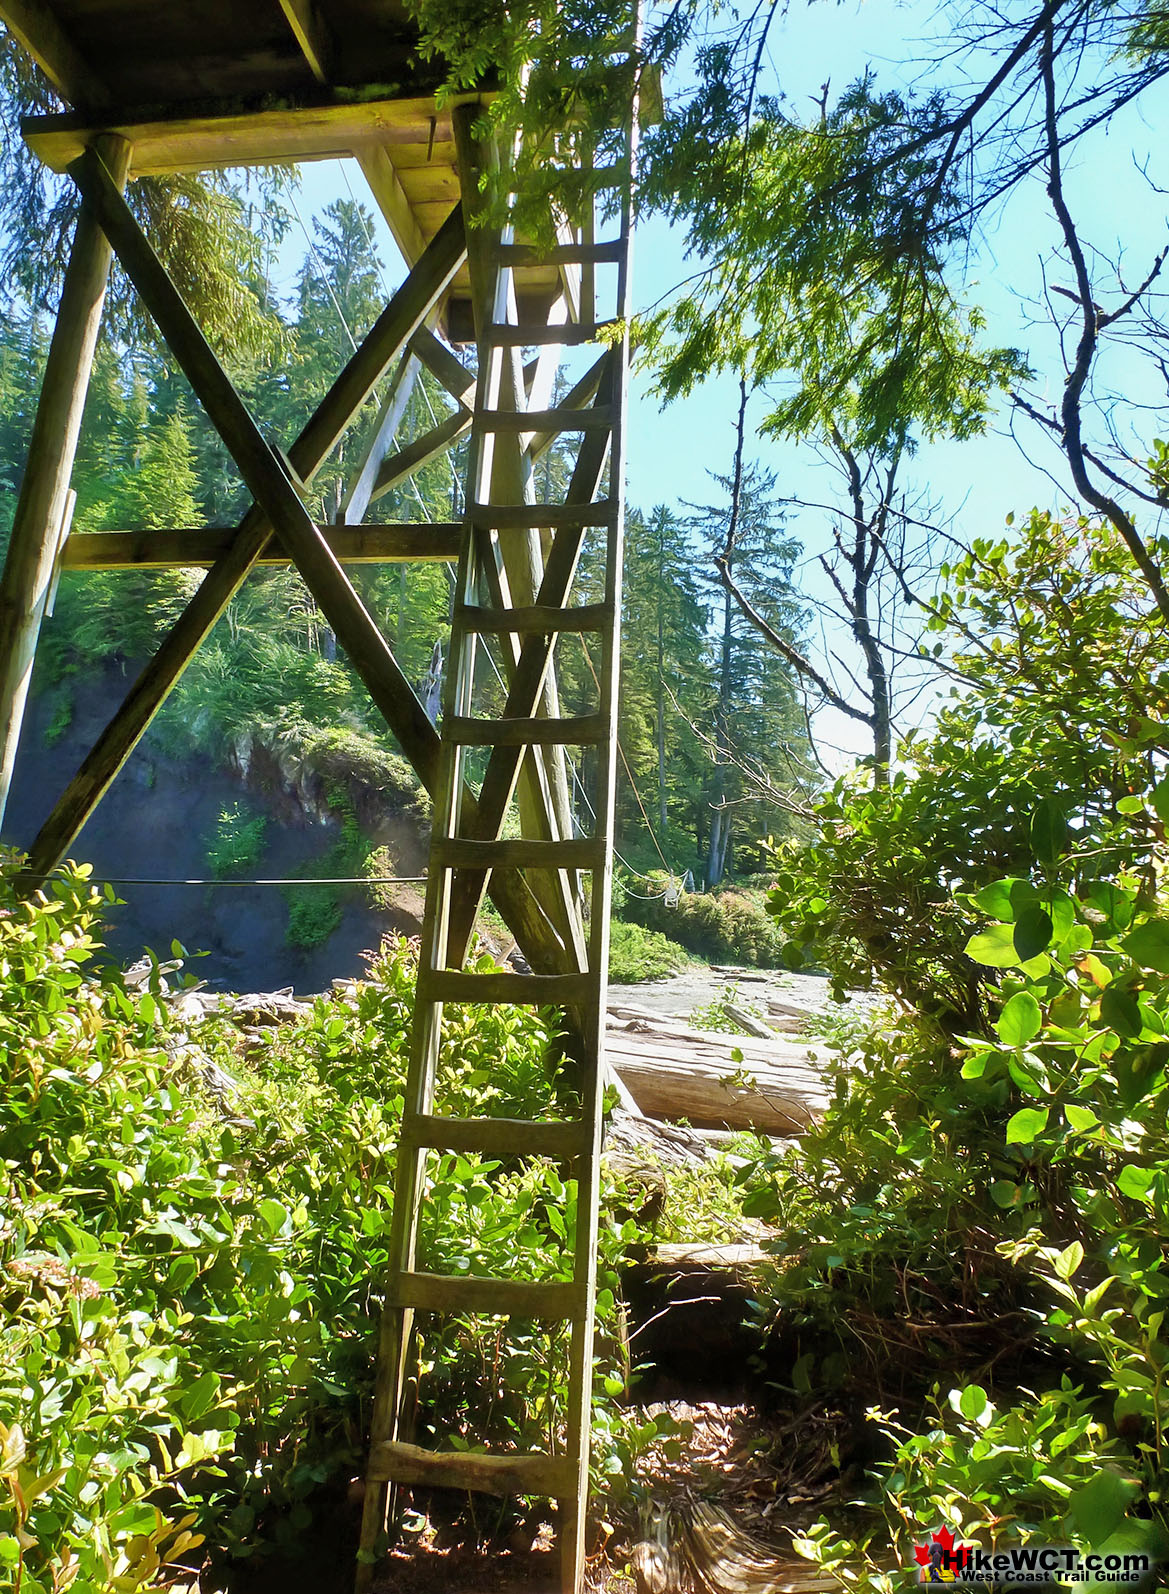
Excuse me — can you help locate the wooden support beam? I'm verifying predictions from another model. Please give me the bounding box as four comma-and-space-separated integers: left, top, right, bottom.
340, 351, 421, 525
410, 326, 475, 405
21, 205, 467, 882
358, 144, 427, 266
276, 0, 335, 85
60, 523, 463, 570
24, 94, 487, 177
22, 177, 573, 975
371, 407, 470, 501
0, 132, 128, 830
69, 144, 443, 778
0, 0, 112, 111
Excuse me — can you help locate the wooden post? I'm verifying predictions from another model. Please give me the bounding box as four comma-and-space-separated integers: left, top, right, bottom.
0, 132, 129, 829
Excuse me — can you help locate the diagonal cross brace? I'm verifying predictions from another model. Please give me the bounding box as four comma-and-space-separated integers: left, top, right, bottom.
69, 144, 444, 777
22, 181, 467, 885
26, 153, 579, 972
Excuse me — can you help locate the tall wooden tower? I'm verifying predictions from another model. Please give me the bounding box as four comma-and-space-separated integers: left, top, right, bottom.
0, 5, 637, 1591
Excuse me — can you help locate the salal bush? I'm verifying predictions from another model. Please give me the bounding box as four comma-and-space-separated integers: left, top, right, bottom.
0, 865, 637, 1591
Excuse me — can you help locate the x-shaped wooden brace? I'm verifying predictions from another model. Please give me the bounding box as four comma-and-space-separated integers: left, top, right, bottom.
443, 351, 618, 969
22, 141, 579, 974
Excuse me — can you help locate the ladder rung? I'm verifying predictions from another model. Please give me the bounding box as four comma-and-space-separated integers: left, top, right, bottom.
476, 406, 614, 433
446, 713, 608, 746
432, 837, 605, 870
368, 1439, 579, 1498
486, 320, 617, 348
455, 602, 611, 634
403, 1114, 590, 1159
417, 969, 594, 1005
495, 239, 624, 267
387, 1270, 578, 1318
467, 499, 618, 529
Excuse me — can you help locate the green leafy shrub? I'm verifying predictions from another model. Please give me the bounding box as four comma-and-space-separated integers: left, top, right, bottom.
607, 918, 689, 982
730, 514, 1169, 1580
622, 876, 785, 966
205, 800, 268, 879
0, 866, 652, 1589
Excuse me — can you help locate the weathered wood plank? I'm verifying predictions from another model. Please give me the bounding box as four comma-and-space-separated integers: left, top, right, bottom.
339, 350, 420, 525
0, 133, 128, 829
358, 142, 426, 264
368, 1440, 577, 1499
409, 326, 475, 403
371, 406, 470, 501
60, 522, 463, 569
24, 94, 484, 176
402, 1114, 588, 1160
387, 1271, 577, 1318
276, 0, 334, 84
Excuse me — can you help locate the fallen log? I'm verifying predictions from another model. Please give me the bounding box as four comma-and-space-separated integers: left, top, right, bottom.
606, 1006, 830, 1135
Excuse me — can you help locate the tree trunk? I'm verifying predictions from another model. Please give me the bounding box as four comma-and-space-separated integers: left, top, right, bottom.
706, 582, 735, 888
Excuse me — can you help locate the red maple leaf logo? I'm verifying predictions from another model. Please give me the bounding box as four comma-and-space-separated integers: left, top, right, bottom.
914, 1526, 958, 1566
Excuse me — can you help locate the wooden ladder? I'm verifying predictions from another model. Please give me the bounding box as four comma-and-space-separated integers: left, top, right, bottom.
356, 100, 634, 1594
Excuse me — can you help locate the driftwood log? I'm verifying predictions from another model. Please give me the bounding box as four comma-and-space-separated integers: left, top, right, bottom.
606, 1006, 829, 1135
632, 1501, 836, 1594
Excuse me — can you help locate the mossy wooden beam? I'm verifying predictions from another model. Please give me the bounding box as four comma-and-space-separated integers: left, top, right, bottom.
276, 0, 335, 86
23, 94, 486, 176
60, 523, 463, 570
0, 132, 128, 830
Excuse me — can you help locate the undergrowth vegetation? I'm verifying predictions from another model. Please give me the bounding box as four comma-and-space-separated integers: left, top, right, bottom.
733, 514, 1169, 1584
0, 867, 674, 1592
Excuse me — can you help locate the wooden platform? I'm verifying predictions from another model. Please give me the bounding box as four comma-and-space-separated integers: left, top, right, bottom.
0, 0, 567, 331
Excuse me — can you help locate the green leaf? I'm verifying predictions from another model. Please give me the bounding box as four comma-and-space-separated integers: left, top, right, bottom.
1054, 1241, 1084, 1281
1117, 1164, 1156, 1202
1013, 906, 1053, 961
1151, 779, 1169, 822
1030, 798, 1068, 866
1006, 1107, 1049, 1145
258, 1199, 289, 1236
995, 991, 1042, 1046
1064, 1104, 1099, 1132
972, 877, 1033, 921
1116, 794, 1146, 815
1067, 1469, 1139, 1546
964, 923, 1020, 968
955, 1384, 989, 1423
1101, 985, 1143, 1039
1122, 919, 1169, 973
